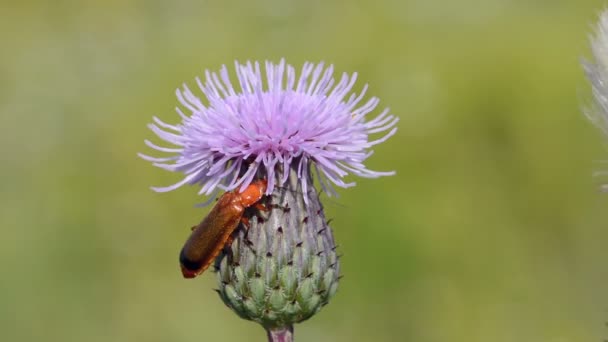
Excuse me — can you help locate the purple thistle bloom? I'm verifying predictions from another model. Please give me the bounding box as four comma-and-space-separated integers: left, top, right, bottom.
139, 59, 398, 201
584, 11, 608, 192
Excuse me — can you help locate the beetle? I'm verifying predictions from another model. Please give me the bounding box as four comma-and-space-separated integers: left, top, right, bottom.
179, 179, 267, 279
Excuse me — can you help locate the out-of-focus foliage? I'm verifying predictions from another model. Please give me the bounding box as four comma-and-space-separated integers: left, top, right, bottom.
2, 1, 608, 341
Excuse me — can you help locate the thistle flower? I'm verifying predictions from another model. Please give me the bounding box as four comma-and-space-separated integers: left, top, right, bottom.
140, 59, 398, 340
139, 59, 398, 202
584, 10, 608, 190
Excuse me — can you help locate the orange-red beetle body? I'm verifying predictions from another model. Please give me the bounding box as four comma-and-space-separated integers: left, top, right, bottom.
179, 179, 267, 278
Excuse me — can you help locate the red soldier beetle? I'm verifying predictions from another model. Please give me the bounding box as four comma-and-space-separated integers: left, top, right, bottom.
179, 179, 267, 279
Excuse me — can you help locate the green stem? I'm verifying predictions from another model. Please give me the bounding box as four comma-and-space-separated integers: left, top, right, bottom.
266, 325, 294, 342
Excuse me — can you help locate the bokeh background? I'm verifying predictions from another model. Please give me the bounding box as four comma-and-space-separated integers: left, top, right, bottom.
3, 1, 608, 341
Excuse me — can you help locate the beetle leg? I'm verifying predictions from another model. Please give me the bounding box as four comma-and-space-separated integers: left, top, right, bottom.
241, 216, 251, 228
253, 202, 269, 212
269, 202, 290, 212
224, 235, 235, 247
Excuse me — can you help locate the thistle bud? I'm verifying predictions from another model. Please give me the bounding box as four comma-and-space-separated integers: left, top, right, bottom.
215, 168, 339, 332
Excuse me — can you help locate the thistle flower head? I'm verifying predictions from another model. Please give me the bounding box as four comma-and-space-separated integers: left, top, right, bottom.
584, 10, 608, 191
143, 59, 398, 338
584, 10, 608, 135
139, 59, 398, 201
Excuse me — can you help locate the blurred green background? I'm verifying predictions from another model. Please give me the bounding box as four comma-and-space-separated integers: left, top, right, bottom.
2, 1, 608, 341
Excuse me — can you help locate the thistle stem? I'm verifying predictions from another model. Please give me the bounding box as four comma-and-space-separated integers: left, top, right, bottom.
266, 326, 294, 342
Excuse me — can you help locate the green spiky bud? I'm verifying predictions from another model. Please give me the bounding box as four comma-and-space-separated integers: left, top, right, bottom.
215, 169, 340, 332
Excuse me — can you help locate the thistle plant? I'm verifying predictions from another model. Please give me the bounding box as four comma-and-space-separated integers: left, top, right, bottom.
140, 59, 398, 340
584, 10, 608, 190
